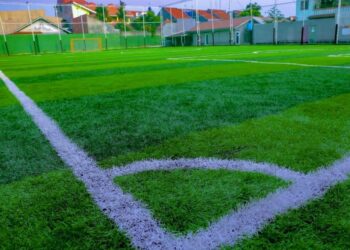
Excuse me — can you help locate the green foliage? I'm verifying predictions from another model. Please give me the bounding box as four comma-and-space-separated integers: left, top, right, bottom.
95, 6, 109, 22
116, 169, 287, 234
240, 2, 262, 17
267, 6, 285, 20
131, 8, 160, 36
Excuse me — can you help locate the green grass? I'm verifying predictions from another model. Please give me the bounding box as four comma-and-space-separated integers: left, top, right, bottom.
0, 170, 132, 249
226, 177, 350, 250
105, 93, 350, 172
1, 45, 350, 249
115, 169, 288, 234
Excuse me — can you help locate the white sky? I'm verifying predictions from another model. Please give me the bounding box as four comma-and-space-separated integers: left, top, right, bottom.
0, 0, 296, 17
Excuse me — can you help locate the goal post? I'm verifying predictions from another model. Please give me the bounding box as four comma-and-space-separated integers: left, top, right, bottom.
70, 38, 103, 52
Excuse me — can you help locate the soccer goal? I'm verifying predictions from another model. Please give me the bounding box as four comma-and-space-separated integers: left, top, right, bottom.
70, 38, 103, 52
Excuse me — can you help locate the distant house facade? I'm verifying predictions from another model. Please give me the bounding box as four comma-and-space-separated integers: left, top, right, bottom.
0, 9, 68, 34
167, 17, 264, 46
296, 0, 350, 21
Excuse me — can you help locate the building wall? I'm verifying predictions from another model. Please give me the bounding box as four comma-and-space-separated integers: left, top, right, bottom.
162, 18, 196, 37
253, 18, 350, 44
191, 24, 252, 46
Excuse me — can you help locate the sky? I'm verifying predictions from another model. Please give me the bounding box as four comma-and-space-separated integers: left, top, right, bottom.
0, 0, 296, 17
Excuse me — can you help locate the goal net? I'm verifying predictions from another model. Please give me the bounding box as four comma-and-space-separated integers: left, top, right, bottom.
70, 38, 103, 52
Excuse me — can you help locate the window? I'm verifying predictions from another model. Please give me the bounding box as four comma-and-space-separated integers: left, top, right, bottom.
300, 0, 309, 10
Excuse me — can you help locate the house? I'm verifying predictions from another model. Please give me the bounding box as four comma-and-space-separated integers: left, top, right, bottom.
14, 17, 69, 34
296, 0, 350, 21
168, 17, 264, 46
212, 9, 230, 20
162, 8, 196, 38
0, 9, 67, 34
57, 0, 97, 33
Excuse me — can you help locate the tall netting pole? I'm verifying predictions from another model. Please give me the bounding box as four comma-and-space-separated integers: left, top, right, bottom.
54, 4, 64, 52
273, 0, 278, 44
160, 7, 164, 46
210, 0, 215, 45
143, 7, 146, 47
80, 15, 87, 51
181, 5, 184, 46
250, 0, 253, 44
102, 4, 108, 50
0, 16, 9, 56
229, 0, 233, 45
170, 8, 175, 45
123, 6, 128, 48
335, 0, 342, 44
195, 0, 201, 46
26, 2, 37, 54
301, 0, 306, 44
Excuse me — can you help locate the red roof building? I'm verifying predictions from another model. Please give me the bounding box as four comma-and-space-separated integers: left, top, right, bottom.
212, 10, 230, 20
164, 8, 191, 20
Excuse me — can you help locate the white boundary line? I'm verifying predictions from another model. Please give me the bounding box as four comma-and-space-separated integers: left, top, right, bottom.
168, 57, 350, 69
2, 70, 350, 249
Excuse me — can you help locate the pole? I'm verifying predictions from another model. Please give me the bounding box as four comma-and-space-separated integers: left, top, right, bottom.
54, 5, 63, 52
301, 0, 306, 44
181, 4, 185, 46
170, 8, 175, 46
335, 0, 342, 44
195, 0, 201, 46
0, 16, 9, 56
211, 0, 215, 45
273, 0, 278, 44
143, 7, 146, 47
250, 0, 253, 44
26, 1, 37, 54
123, 6, 128, 48
80, 15, 86, 51
102, 4, 108, 50
160, 7, 164, 46
229, 0, 233, 45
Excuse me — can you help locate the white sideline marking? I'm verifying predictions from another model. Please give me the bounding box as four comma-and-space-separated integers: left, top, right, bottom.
2, 70, 350, 249
168, 57, 350, 69
328, 53, 350, 57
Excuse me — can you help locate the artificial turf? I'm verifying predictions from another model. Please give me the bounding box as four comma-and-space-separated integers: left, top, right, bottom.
115, 169, 288, 234
1, 45, 350, 249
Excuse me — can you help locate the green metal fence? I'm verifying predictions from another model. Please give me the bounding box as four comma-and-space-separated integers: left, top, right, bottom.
0, 33, 161, 56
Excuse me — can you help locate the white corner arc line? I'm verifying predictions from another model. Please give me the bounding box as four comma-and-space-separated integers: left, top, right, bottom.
2, 70, 350, 249
167, 57, 350, 69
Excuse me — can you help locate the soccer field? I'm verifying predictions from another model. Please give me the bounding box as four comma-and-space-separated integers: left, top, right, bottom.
1, 45, 350, 249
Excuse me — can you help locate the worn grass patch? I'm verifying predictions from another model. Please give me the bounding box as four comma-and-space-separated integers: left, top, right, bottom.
115, 169, 288, 234
0, 170, 133, 249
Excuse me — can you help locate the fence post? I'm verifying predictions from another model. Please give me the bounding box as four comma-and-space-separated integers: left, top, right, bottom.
0, 16, 9, 56
210, 0, 215, 46
160, 7, 164, 46
54, 4, 64, 53
195, 0, 201, 46
181, 5, 185, 46
170, 8, 175, 46
229, 0, 233, 45
26, 1, 37, 55
301, 0, 306, 44
123, 6, 128, 48
250, 0, 254, 44
80, 15, 87, 51
143, 7, 146, 47
102, 4, 108, 50
273, 0, 278, 44
335, 0, 342, 44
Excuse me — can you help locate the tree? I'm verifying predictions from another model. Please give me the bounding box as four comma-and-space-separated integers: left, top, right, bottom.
95, 6, 109, 22
239, 3, 262, 17
131, 8, 160, 36
267, 6, 284, 20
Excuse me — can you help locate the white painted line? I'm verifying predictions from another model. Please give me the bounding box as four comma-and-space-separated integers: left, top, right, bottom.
108, 158, 304, 182
168, 57, 350, 69
2, 70, 350, 250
